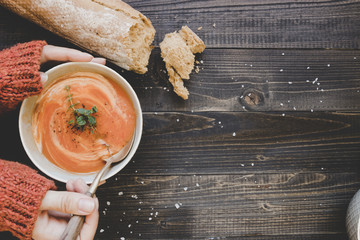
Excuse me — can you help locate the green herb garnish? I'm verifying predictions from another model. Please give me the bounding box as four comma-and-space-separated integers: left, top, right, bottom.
65, 85, 97, 133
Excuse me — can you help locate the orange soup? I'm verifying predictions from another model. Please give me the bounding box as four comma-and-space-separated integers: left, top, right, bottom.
32, 72, 136, 173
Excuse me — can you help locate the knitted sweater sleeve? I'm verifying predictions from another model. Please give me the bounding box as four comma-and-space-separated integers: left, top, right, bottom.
0, 41, 47, 114
0, 159, 56, 240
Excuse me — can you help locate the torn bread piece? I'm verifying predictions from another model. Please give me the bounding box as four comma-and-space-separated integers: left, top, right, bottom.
160, 26, 205, 100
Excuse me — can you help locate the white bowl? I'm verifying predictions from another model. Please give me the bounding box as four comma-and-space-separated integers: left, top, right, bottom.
19, 62, 142, 183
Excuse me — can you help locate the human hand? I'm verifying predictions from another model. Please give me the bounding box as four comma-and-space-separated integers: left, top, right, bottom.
32, 178, 99, 240
40, 45, 106, 84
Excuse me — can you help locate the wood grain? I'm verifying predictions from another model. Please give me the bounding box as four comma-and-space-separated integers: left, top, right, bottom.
117, 48, 360, 112
92, 173, 360, 239
125, 0, 360, 49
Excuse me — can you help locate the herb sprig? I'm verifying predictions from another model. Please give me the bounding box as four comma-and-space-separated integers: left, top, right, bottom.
65, 85, 97, 133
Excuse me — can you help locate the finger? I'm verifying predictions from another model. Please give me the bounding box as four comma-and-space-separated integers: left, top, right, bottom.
40, 72, 48, 85
73, 178, 89, 194
91, 57, 106, 65
40, 190, 96, 215
32, 211, 69, 240
80, 197, 99, 240
47, 210, 71, 220
66, 179, 76, 192
41, 45, 94, 63
66, 178, 89, 194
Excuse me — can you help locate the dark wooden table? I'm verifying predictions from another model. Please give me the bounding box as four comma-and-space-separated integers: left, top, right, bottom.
1, 1, 360, 239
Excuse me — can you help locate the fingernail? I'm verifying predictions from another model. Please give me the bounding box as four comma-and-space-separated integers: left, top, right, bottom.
78, 198, 95, 213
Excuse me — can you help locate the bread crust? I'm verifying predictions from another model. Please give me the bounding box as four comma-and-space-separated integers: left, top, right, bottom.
0, 0, 156, 74
160, 26, 205, 100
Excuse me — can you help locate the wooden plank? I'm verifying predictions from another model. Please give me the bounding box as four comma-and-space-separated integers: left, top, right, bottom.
90, 173, 359, 239
2, 110, 360, 176
111, 48, 360, 112
1, 0, 360, 50
118, 111, 360, 175
124, 0, 360, 49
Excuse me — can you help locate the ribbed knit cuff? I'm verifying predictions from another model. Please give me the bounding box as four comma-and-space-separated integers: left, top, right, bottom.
0, 159, 56, 240
0, 40, 47, 111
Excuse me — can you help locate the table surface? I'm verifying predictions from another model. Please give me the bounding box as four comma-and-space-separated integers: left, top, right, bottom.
1, 1, 360, 239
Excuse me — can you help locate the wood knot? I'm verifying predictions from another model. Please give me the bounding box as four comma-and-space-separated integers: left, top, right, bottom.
240, 89, 264, 109
260, 202, 273, 211
160, 221, 167, 228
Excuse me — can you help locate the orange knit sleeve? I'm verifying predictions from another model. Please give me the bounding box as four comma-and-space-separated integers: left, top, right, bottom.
0, 41, 47, 113
0, 159, 56, 240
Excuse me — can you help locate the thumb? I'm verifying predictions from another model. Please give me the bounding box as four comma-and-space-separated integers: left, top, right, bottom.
40, 190, 96, 215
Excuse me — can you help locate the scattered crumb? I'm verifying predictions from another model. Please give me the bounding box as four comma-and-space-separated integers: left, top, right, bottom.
232, 132, 236, 137
175, 203, 181, 209
194, 66, 200, 73
212, 23, 216, 28
131, 195, 138, 199
184, 187, 188, 191
107, 201, 110, 206
197, 26, 203, 31
118, 191, 123, 196
100, 229, 104, 233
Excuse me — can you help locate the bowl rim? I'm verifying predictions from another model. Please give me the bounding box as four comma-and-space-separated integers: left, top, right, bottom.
19, 62, 143, 183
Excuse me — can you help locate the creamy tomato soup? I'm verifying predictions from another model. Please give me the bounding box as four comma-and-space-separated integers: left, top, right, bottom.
32, 72, 136, 173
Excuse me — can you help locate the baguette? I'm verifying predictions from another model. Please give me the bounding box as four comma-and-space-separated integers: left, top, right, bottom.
0, 0, 156, 74
160, 26, 205, 100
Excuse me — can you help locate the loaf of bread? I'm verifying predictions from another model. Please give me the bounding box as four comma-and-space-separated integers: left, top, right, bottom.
0, 0, 156, 74
160, 26, 205, 100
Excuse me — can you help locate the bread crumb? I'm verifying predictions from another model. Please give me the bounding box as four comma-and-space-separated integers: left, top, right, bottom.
197, 26, 203, 30
195, 66, 200, 73
160, 26, 206, 100
213, 23, 216, 28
